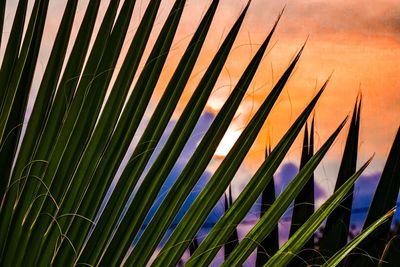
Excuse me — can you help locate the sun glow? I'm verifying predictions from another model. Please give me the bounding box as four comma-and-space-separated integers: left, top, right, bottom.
215, 129, 242, 157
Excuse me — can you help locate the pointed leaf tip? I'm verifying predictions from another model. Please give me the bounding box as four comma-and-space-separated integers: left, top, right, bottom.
246, 0, 253, 8
326, 70, 335, 83
292, 37, 311, 67
339, 115, 349, 129
387, 207, 396, 217
271, 7, 285, 31
356, 95, 362, 122
280, 5, 287, 17
363, 154, 375, 169
239, 0, 251, 16
317, 78, 330, 95
299, 35, 310, 53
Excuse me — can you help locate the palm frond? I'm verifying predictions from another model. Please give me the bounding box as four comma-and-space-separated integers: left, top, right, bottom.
0, 1, 396, 266
319, 96, 362, 259
256, 146, 279, 266
346, 127, 400, 266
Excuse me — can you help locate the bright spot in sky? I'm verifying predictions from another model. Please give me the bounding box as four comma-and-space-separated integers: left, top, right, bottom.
215, 129, 242, 157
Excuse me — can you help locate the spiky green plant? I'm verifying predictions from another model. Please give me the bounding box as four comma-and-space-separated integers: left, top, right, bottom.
0, 1, 397, 266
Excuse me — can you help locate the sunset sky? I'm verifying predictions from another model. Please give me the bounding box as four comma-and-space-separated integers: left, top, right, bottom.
145, 0, 399, 210
3, 0, 399, 257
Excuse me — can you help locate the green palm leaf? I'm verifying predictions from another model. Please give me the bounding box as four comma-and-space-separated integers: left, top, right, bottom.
256, 146, 279, 266
0, 0, 50, 258
323, 208, 395, 267
220, 116, 348, 267
264, 157, 373, 267
380, 222, 400, 266
0, 1, 396, 266
186, 85, 328, 267
287, 119, 315, 266
128, 10, 281, 266
152, 42, 305, 267
319, 96, 362, 259
224, 185, 239, 259
346, 127, 400, 266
